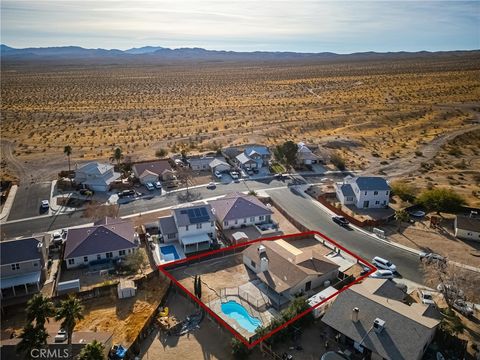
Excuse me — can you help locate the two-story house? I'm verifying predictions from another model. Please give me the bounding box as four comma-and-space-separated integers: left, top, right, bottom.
0, 234, 49, 298
158, 203, 216, 254
336, 176, 390, 209
234, 145, 271, 170
64, 217, 139, 269
74, 162, 121, 192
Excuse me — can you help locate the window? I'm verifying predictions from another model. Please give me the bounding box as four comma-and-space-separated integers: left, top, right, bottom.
128, 249, 131, 253
386, 190, 389, 195
243, 218, 247, 223
374, 191, 378, 195
259, 216, 264, 221
168, 233, 176, 239
224, 221, 229, 226
119, 250, 126, 256
97, 254, 101, 260
68, 259, 74, 265
250, 217, 255, 222
234, 219, 238, 225
251, 260, 256, 268
11, 263, 20, 270
185, 225, 189, 231
375, 201, 380, 205
364, 191, 367, 195
33, 262, 38, 267
106, 252, 113, 258
83, 256, 88, 262
196, 223, 202, 229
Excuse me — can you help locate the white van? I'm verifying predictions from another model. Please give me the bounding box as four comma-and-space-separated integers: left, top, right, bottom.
372, 256, 397, 272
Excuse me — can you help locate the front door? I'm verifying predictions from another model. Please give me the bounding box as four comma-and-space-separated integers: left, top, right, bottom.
305, 281, 311, 291
363, 200, 369, 208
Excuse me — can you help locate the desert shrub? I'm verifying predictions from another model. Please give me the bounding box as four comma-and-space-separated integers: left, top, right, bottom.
155, 148, 167, 157
331, 153, 346, 171
416, 188, 466, 213
391, 181, 417, 202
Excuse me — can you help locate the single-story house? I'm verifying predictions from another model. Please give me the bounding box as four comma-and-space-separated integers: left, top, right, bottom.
322, 278, 440, 360
209, 192, 273, 230
0, 234, 49, 298
132, 159, 174, 184
187, 156, 216, 171
158, 203, 216, 254
74, 162, 121, 192
336, 176, 390, 209
454, 215, 480, 242
235, 153, 258, 169
297, 142, 320, 165
243, 240, 339, 298
64, 217, 139, 269
209, 158, 231, 173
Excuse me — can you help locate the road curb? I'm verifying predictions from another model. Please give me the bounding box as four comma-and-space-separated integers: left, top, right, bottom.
0, 184, 17, 222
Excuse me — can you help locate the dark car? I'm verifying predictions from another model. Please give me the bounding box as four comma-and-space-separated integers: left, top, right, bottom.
332, 216, 349, 226
118, 189, 136, 198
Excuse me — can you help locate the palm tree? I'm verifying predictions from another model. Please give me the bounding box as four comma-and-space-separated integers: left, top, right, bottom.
63, 145, 72, 172
26, 294, 55, 329
17, 323, 48, 359
55, 295, 84, 359
110, 147, 124, 167
77, 340, 105, 360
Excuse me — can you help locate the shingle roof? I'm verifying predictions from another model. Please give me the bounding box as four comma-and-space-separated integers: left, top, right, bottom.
456, 216, 480, 232
159, 215, 178, 235
132, 160, 172, 177
322, 279, 439, 360
76, 162, 113, 176
172, 203, 214, 227
64, 218, 137, 258
245, 146, 270, 157
209, 193, 273, 222
0, 237, 43, 265
353, 177, 390, 191
340, 183, 355, 197
236, 153, 256, 164
209, 158, 230, 169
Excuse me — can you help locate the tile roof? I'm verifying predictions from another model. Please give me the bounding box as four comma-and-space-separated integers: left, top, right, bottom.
64, 218, 137, 258
456, 215, 480, 232
159, 215, 178, 234
353, 176, 390, 191
172, 203, 214, 227
132, 160, 172, 177
209, 193, 273, 222
0, 237, 43, 265
322, 278, 439, 360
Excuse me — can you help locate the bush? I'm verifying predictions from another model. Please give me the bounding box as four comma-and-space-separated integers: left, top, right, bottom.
416, 188, 466, 213
231, 338, 250, 359
331, 153, 346, 171
155, 148, 167, 157
391, 181, 417, 202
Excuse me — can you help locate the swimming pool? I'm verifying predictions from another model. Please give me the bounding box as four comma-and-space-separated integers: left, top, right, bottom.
221, 300, 262, 332
160, 245, 180, 261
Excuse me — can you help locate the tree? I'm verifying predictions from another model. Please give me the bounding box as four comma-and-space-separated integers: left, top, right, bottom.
330, 152, 346, 171
155, 148, 167, 158
197, 276, 202, 299
63, 145, 72, 173
17, 323, 48, 360
282, 141, 298, 169
416, 188, 466, 213
231, 337, 250, 359
77, 340, 105, 360
110, 147, 124, 167
193, 275, 198, 297
26, 294, 55, 329
55, 295, 84, 359
177, 166, 193, 194
122, 250, 146, 274
391, 181, 417, 203
394, 209, 409, 223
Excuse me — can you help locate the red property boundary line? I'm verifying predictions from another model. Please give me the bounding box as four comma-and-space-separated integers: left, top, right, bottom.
158, 230, 377, 349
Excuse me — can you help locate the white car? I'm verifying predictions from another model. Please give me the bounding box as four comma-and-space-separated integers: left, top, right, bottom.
206, 182, 216, 189
372, 256, 397, 272
145, 182, 155, 191
214, 170, 222, 179
369, 270, 394, 279
230, 171, 239, 180
52, 232, 64, 245
54, 329, 67, 343
420, 290, 435, 305
154, 181, 162, 189
41, 200, 49, 209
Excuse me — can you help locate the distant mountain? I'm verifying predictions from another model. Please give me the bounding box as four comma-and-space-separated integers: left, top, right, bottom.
1, 44, 478, 63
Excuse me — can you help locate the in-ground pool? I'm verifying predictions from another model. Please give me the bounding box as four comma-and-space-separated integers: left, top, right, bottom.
221, 300, 262, 332
160, 245, 180, 261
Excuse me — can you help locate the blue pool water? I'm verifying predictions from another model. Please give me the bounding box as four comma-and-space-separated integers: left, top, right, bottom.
160, 245, 180, 260
221, 301, 262, 332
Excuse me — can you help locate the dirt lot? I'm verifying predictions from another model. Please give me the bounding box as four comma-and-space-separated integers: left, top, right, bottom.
382, 218, 480, 267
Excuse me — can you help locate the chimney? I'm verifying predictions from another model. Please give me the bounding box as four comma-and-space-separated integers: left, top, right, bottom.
260, 257, 269, 272
351, 307, 359, 322
373, 318, 386, 333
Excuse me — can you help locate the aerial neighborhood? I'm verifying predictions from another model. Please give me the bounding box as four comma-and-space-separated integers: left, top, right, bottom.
1, 137, 479, 360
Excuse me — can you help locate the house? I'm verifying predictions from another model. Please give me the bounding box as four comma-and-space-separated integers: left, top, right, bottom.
158, 203, 216, 254
1, 331, 113, 360
243, 240, 339, 298
187, 156, 216, 171
132, 159, 174, 184
244, 145, 271, 166
454, 214, 480, 242
235, 153, 258, 170
209, 193, 273, 230
336, 176, 390, 209
296, 142, 320, 165
209, 158, 231, 174
64, 217, 139, 269
0, 235, 49, 298
74, 162, 121, 192
322, 278, 440, 360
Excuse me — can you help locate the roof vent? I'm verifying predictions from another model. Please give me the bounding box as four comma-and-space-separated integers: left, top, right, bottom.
373, 318, 386, 333
351, 307, 359, 322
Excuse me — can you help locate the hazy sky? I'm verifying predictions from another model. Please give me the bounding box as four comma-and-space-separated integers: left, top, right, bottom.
1, 1, 479, 53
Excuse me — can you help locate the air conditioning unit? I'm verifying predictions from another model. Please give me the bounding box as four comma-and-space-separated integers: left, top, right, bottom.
373, 318, 386, 333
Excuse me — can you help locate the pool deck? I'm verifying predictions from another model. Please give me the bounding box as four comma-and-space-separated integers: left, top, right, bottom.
152, 243, 186, 266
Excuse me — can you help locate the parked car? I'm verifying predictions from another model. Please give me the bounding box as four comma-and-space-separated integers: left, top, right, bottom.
118, 189, 136, 198
54, 329, 67, 342
206, 182, 216, 189
252, 168, 259, 174
246, 169, 254, 176
420, 252, 447, 265
214, 170, 223, 179
145, 182, 155, 191
369, 270, 394, 279
230, 171, 239, 180
420, 290, 435, 306
154, 181, 162, 189
372, 256, 397, 272
52, 232, 64, 245
332, 216, 349, 226
41, 200, 49, 209
452, 299, 474, 317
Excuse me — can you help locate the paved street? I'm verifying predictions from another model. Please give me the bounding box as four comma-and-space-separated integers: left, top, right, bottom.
267, 188, 424, 283
7, 182, 51, 220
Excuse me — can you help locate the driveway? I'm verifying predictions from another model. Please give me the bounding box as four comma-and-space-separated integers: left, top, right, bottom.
8, 182, 52, 221
266, 188, 424, 283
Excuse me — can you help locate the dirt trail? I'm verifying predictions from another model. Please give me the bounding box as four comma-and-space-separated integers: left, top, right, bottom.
0, 140, 26, 182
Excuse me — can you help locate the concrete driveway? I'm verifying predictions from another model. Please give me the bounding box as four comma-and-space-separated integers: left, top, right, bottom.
7, 182, 52, 221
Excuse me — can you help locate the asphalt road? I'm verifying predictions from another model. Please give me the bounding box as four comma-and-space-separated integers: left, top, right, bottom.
267, 188, 424, 283
7, 182, 52, 220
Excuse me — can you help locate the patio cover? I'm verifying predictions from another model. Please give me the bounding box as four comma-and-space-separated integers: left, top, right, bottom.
180, 233, 211, 245
0, 271, 41, 289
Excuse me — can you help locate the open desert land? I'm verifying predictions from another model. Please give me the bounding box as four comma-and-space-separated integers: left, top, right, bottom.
1, 53, 479, 200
